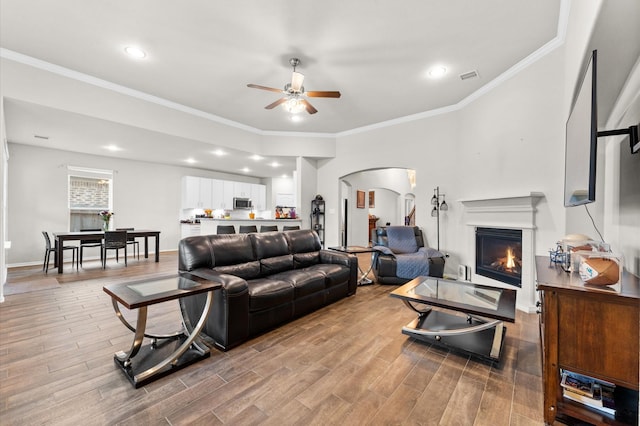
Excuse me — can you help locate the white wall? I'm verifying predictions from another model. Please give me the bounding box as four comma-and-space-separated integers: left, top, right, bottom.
1, 97, 7, 301
7, 144, 260, 265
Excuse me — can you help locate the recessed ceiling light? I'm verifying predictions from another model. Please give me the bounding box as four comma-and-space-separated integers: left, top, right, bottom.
427, 66, 447, 78
241, 167, 251, 173
104, 144, 122, 152
212, 149, 226, 156
124, 46, 147, 59
185, 158, 197, 164
250, 155, 263, 161
290, 115, 303, 123
270, 161, 280, 168
281, 174, 288, 179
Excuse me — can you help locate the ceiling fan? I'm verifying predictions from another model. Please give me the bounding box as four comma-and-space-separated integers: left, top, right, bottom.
247, 58, 341, 114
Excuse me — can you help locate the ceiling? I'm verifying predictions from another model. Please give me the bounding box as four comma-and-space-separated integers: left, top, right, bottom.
1, 0, 562, 178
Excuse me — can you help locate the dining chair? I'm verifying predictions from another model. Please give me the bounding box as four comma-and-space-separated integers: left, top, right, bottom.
260, 225, 278, 232
283, 225, 300, 231
102, 230, 128, 269
116, 227, 139, 260
217, 225, 236, 234
79, 228, 103, 266
42, 231, 78, 273
239, 225, 258, 234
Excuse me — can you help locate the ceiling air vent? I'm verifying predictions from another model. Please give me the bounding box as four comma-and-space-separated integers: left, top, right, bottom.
34, 135, 50, 140
459, 70, 479, 81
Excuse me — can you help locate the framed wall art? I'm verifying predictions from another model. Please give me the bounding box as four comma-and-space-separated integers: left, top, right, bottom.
369, 191, 375, 208
356, 190, 365, 208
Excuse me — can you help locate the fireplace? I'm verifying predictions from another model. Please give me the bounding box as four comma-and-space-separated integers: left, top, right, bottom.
475, 227, 522, 287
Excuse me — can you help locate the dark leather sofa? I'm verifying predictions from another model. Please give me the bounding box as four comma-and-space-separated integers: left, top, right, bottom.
371, 226, 445, 284
178, 229, 358, 351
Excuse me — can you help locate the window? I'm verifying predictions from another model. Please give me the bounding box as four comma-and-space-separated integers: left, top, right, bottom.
68, 166, 113, 231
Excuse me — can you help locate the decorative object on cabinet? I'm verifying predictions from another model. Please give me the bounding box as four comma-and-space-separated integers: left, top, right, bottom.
536, 256, 638, 425
311, 198, 325, 247
356, 190, 365, 209
430, 187, 448, 250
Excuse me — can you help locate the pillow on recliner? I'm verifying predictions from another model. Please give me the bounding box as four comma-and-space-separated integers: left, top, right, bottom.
386, 226, 418, 254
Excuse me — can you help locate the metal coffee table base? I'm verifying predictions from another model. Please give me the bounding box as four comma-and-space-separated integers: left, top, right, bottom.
111, 292, 213, 388
402, 302, 506, 363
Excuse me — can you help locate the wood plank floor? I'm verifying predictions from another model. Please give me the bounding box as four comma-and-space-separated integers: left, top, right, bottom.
1, 252, 547, 425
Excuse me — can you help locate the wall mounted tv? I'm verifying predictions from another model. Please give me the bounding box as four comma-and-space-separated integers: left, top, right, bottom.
564, 50, 598, 207
564, 49, 640, 207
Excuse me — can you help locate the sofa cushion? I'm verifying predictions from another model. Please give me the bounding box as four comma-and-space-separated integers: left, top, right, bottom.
271, 269, 326, 297
247, 278, 294, 312
284, 229, 322, 253
307, 264, 351, 288
213, 261, 261, 281
293, 251, 320, 268
209, 234, 255, 265
178, 236, 212, 271
251, 232, 289, 258
261, 255, 294, 275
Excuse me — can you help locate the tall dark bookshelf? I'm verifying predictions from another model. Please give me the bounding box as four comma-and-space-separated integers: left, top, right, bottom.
310, 199, 325, 247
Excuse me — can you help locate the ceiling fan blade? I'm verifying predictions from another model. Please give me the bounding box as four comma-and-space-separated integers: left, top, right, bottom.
265, 98, 287, 109
306, 91, 341, 98
247, 84, 283, 93
301, 99, 318, 114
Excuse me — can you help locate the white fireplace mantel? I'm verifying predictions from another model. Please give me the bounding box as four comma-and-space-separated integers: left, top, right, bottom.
460, 192, 545, 313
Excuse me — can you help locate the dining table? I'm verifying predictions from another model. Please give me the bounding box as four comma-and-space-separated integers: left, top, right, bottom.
52, 229, 161, 274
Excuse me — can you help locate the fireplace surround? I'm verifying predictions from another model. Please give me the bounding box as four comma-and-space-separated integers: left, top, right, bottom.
461, 193, 544, 312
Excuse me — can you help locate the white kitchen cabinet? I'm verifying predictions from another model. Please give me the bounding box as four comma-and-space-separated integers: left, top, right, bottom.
234, 182, 252, 198
223, 181, 234, 209
182, 176, 201, 209
199, 178, 213, 209
250, 183, 266, 211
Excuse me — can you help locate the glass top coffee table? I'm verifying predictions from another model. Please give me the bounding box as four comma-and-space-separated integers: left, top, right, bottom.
390, 276, 516, 363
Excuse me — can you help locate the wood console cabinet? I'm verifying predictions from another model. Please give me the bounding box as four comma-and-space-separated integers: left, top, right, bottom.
536, 256, 639, 425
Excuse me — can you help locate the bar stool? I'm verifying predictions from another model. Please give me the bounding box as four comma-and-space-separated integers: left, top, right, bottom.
239, 225, 258, 233
217, 225, 236, 234
260, 225, 278, 232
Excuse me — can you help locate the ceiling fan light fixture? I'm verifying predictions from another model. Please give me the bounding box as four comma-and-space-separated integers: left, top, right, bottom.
282, 97, 306, 114
291, 72, 304, 92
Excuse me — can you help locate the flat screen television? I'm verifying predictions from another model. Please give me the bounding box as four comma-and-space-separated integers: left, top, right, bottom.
564, 50, 597, 207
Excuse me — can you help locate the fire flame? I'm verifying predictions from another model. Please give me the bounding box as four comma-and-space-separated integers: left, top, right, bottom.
506, 247, 515, 269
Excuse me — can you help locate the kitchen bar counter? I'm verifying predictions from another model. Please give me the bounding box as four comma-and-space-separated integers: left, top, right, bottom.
199, 218, 302, 235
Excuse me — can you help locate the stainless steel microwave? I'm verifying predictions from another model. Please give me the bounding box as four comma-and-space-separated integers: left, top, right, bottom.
233, 197, 252, 209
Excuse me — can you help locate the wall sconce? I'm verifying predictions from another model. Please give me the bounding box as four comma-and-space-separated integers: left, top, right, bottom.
431, 186, 448, 250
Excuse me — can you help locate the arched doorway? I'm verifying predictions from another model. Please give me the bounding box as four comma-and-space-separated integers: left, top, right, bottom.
339, 168, 416, 246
